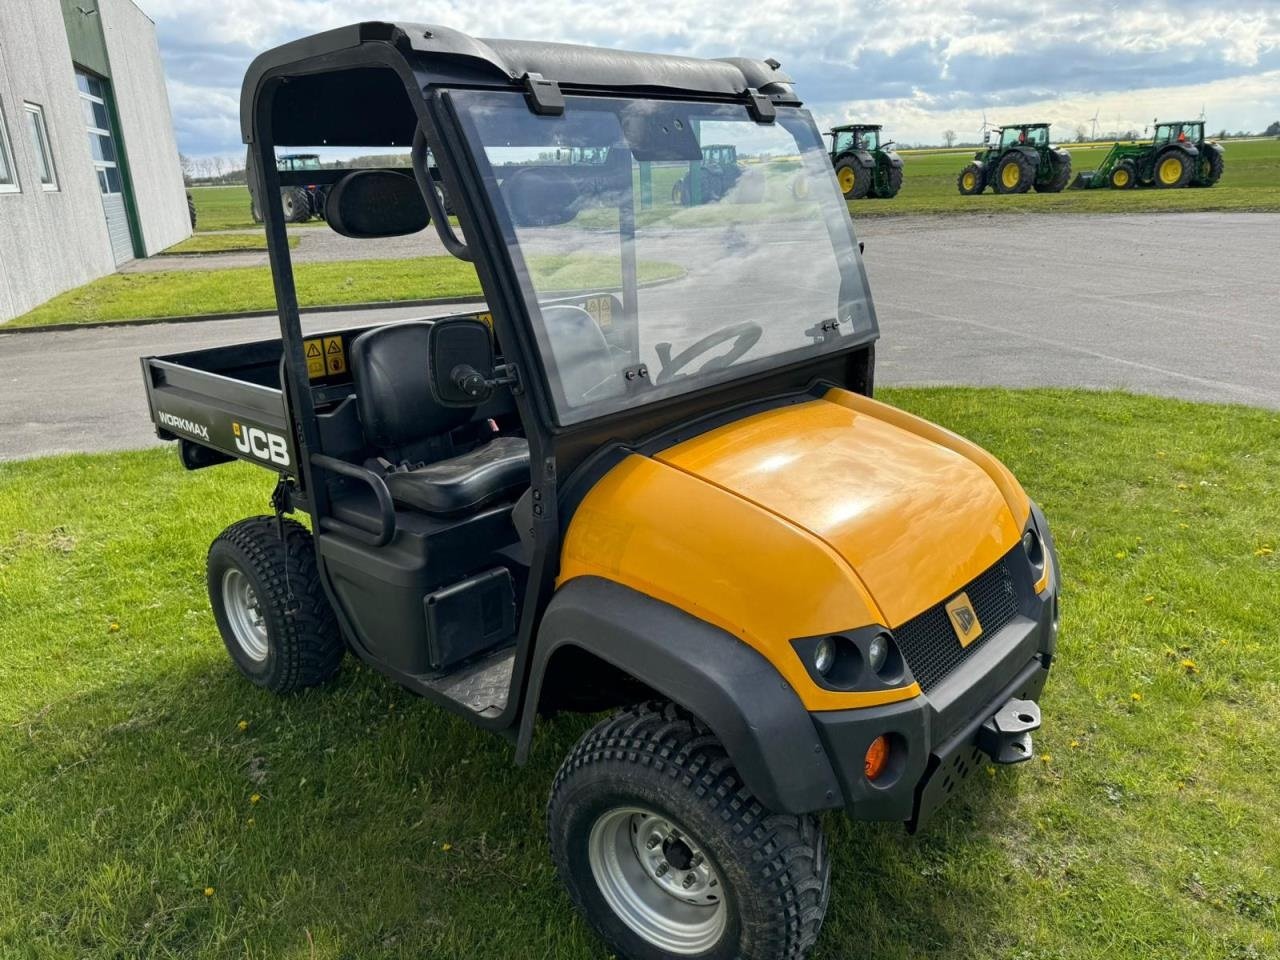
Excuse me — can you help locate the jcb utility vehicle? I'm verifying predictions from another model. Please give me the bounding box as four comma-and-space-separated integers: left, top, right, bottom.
1070, 120, 1224, 190
828, 123, 903, 199
958, 123, 1072, 195
141, 22, 1060, 960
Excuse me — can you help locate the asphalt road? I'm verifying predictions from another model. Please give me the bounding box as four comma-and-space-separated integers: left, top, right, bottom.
1, 211, 1276, 461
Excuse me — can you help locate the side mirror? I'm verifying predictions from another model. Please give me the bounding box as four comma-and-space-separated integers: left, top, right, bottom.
427, 319, 496, 407
326, 170, 429, 238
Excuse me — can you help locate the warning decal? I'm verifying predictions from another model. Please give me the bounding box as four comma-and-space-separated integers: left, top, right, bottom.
585, 297, 613, 331
303, 338, 325, 379
322, 336, 346, 376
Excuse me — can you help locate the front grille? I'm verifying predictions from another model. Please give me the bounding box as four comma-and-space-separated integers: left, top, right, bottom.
894, 549, 1020, 692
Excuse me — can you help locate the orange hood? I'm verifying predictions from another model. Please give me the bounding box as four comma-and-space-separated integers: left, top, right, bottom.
654, 394, 1026, 626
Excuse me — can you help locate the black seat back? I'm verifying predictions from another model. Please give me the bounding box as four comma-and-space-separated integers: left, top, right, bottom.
350, 322, 473, 460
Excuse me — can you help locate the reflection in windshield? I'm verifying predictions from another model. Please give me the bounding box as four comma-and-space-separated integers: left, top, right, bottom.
453, 92, 875, 425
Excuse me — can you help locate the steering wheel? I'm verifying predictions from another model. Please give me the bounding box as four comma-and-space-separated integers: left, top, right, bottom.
655, 321, 764, 385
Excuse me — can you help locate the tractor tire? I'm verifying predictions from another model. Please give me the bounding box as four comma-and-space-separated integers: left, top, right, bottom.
1035, 154, 1072, 193
957, 162, 985, 195
1192, 147, 1225, 187
281, 187, 311, 222
207, 516, 344, 694
1153, 149, 1194, 189
834, 159, 870, 199
790, 172, 811, 201
879, 165, 904, 199
187, 193, 197, 229
1109, 160, 1137, 189
548, 701, 829, 960
993, 152, 1033, 194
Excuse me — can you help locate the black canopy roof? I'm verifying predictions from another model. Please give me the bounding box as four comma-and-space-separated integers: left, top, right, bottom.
241, 21, 799, 146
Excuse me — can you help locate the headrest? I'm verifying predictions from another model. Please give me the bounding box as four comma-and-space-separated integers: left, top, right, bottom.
325, 170, 429, 238
499, 167, 581, 227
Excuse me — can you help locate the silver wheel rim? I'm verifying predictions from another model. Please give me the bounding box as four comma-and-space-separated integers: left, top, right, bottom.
587, 806, 727, 955
221, 567, 269, 662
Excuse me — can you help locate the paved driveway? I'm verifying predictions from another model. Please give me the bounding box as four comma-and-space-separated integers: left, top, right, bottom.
2, 212, 1276, 461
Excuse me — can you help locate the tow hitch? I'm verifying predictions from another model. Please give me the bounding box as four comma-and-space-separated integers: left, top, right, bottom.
976, 697, 1041, 764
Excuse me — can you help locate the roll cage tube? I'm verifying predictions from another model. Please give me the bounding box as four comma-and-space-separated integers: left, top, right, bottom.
412, 125, 471, 261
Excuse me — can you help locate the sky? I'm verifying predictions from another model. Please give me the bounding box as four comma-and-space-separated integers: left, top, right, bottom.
139, 0, 1280, 158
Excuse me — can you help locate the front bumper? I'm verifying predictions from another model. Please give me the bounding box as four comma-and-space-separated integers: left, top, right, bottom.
810, 506, 1059, 829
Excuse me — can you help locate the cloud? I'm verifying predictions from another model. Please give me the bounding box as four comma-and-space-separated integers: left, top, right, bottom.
141, 0, 1280, 156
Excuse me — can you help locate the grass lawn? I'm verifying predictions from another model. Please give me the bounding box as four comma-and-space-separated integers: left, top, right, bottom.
848, 137, 1280, 218
160, 233, 296, 255
1, 388, 1277, 959
189, 185, 327, 233
6, 256, 682, 328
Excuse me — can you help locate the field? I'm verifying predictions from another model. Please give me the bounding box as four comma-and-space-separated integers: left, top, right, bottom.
190, 139, 1280, 234
5, 255, 681, 328
848, 138, 1280, 217
2, 388, 1277, 959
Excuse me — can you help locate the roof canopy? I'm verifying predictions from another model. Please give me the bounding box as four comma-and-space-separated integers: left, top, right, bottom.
241, 22, 799, 146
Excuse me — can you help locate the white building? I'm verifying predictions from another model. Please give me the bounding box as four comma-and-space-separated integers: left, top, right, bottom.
0, 0, 190, 323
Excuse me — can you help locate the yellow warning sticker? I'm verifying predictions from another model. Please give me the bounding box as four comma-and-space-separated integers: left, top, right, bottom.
474, 311, 493, 330
585, 297, 613, 331
303, 338, 325, 379
322, 336, 346, 376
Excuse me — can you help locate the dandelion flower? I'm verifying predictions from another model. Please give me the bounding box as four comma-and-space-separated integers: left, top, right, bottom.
1039, 754, 1052, 764
1256, 547, 1274, 558
237, 720, 249, 732
441, 842, 453, 852
204, 887, 215, 897
250, 793, 261, 805
1131, 692, 1143, 702
108, 623, 120, 633
1181, 659, 1199, 674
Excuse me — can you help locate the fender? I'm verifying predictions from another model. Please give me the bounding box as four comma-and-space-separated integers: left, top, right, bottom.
516, 576, 844, 814
837, 149, 875, 169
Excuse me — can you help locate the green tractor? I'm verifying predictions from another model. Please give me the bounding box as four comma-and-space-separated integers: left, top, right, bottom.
671, 144, 765, 205
957, 123, 1072, 195
828, 124, 903, 199
1070, 120, 1224, 190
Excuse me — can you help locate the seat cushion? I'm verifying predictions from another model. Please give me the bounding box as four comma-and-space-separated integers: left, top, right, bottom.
385, 437, 530, 516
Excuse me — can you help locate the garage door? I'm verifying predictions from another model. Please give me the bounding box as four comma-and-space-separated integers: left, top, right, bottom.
77, 70, 135, 265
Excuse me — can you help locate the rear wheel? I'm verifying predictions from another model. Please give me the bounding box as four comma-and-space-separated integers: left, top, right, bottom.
1110, 160, 1136, 189
281, 187, 311, 222
548, 701, 829, 960
207, 516, 343, 693
835, 159, 869, 199
1035, 154, 1072, 193
957, 163, 985, 195
993, 152, 1033, 194
1154, 150, 1193, 189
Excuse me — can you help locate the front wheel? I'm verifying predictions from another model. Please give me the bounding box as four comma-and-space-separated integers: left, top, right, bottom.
207, 516, 343, 693
957, 162, 985, 195
548, 702, 829, 960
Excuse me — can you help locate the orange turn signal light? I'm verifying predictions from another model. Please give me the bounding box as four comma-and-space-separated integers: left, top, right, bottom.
864, 735, 891, 781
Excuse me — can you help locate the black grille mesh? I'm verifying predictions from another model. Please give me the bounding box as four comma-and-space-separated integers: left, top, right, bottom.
893, 550, 1019, 692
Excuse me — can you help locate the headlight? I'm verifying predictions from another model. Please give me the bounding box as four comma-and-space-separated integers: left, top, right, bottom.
813, 636, 837, 676
1022, 528, 1045, 571
867, 632, 890, 674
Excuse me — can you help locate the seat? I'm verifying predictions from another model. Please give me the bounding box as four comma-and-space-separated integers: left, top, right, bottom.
349, 322, 529, 517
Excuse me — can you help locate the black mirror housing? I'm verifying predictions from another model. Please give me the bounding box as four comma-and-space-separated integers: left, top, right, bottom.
427, 319, 496, 407
326, 170, 429, 238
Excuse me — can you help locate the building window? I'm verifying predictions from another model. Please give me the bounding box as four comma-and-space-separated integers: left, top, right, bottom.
24, 103, 58, 191
0, 99, 19, 194
77, 72, 122, 196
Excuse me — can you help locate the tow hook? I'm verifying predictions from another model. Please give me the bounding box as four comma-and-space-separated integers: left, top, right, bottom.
975, 698, 1041, 764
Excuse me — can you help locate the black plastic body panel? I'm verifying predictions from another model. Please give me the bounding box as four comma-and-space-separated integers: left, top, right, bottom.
522, 576, 844, 813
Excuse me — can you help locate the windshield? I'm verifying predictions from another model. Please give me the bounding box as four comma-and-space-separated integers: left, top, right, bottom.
452, 92, 873, 425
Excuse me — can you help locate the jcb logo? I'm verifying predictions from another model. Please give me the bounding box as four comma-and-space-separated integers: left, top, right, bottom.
233, 422, 290, 467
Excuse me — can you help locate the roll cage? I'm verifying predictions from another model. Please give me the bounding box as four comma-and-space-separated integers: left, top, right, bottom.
240, 22, 879, 737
